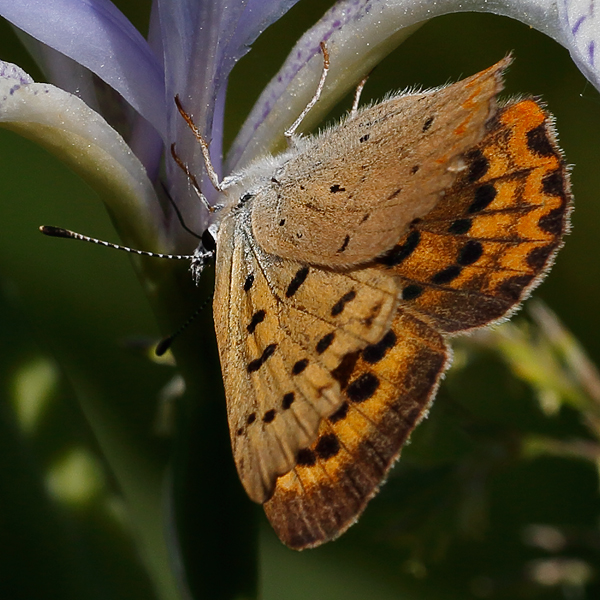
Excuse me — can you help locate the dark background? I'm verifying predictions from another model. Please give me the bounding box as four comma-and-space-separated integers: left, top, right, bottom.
0, 1, 599, 599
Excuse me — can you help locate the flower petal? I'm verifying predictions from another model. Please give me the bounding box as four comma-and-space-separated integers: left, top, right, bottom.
14, 30, 102, 114
557, 0, 600, 90
226, 0, 426, 172
227, 0, 596, 172
157, 0, 301, 229
0, 60, 167, 253
15, 29, 165, 181
0, 0, 167, 137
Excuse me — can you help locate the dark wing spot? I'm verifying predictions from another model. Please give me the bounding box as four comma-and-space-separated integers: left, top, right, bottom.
411, 165, 420, 174
315, 433, 340, 460
363, 330, 397, 364
526, 123, 555, 156
542, 170, 566, 197
468, 184, 497, 213
422, 116, 434, 132
331, 290, 357, 316
279, 219, 285, 226
527, 245, 554, 270
236, 427, 244, 436
498, 274, 534, 301
347, 372, 379, 403
359, 134, 370, 143
457, 240, 483, 266
286, 266, 310, 297
538, 207, 566, 236
465, 149, 489, 182
263, 343, 277, 359
292, 358, 308, 375
361, 213, 370, 223
330, 184, 346, 193
296, 448, 316, 467
247, 309, 266, 334
282, 392, 295, 410
243, 274, 254, 292
247, 343, 277, 373
247, 413, 256, 425
263, 409, 276, 423
337, 235, 350, 253
331, 352, 359, 389
402, 284, 423, 301
387, 187, 402, 200
448, 218, 472, 234
431, 265, 462, 285
247, 358, 262, 373
364, 301, 383, 329
329, 401, 349, 423
316, 332, 335, 355
376, 230, 421, 267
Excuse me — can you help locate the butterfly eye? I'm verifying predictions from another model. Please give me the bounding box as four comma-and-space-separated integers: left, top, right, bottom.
201, 228, 216, 252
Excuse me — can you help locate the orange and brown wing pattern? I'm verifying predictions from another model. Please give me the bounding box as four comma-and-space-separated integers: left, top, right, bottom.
375, 98, 571, 333
262, 98, 571, 549
264, 309, 449, 549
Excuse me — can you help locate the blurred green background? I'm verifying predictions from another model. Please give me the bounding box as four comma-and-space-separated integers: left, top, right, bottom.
1, 1, 599, 599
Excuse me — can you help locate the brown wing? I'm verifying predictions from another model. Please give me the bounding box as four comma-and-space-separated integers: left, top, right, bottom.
264, 309, 449, 549
262, 98, 571, 549
374, 98, 571, 333
252, 57, 511, 267
213, 211, 400, 503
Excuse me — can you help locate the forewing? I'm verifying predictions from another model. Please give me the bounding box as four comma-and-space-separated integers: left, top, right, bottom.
252, 57, 512, 267
213, 211, 400, 503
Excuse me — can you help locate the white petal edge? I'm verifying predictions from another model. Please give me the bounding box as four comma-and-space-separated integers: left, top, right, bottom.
0, 0, 167, 138
0, 61, 169, 255
227, 0, 589, 173
557, 0, 600, 90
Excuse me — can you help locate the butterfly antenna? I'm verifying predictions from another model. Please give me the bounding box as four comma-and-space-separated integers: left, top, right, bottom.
155, 294, 213, 356
39, 226, 194, 260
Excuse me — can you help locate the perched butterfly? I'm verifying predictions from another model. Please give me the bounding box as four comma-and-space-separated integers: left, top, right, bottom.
44, 52, 571, 550
205, 54, 570, 549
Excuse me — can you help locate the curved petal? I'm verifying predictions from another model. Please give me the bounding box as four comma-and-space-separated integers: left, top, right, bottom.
14, 29, 102, 114
227, 0, 597, 173
157, 0, 301, 230
14, 29, 165, 181
0, 61, 168, 254
226, 0, 426, 172
0, 0, 167, 138
557, 0, 600, 90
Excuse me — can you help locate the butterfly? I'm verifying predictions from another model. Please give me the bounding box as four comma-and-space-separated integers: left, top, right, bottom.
42, 53, 571, 550
192, 54, 571, 549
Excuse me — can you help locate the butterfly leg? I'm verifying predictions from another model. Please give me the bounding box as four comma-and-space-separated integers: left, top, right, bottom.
173, 95, 243, 198
169, 143, 222, 215
284, 41, 330, 143
349, 73, 370, 118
